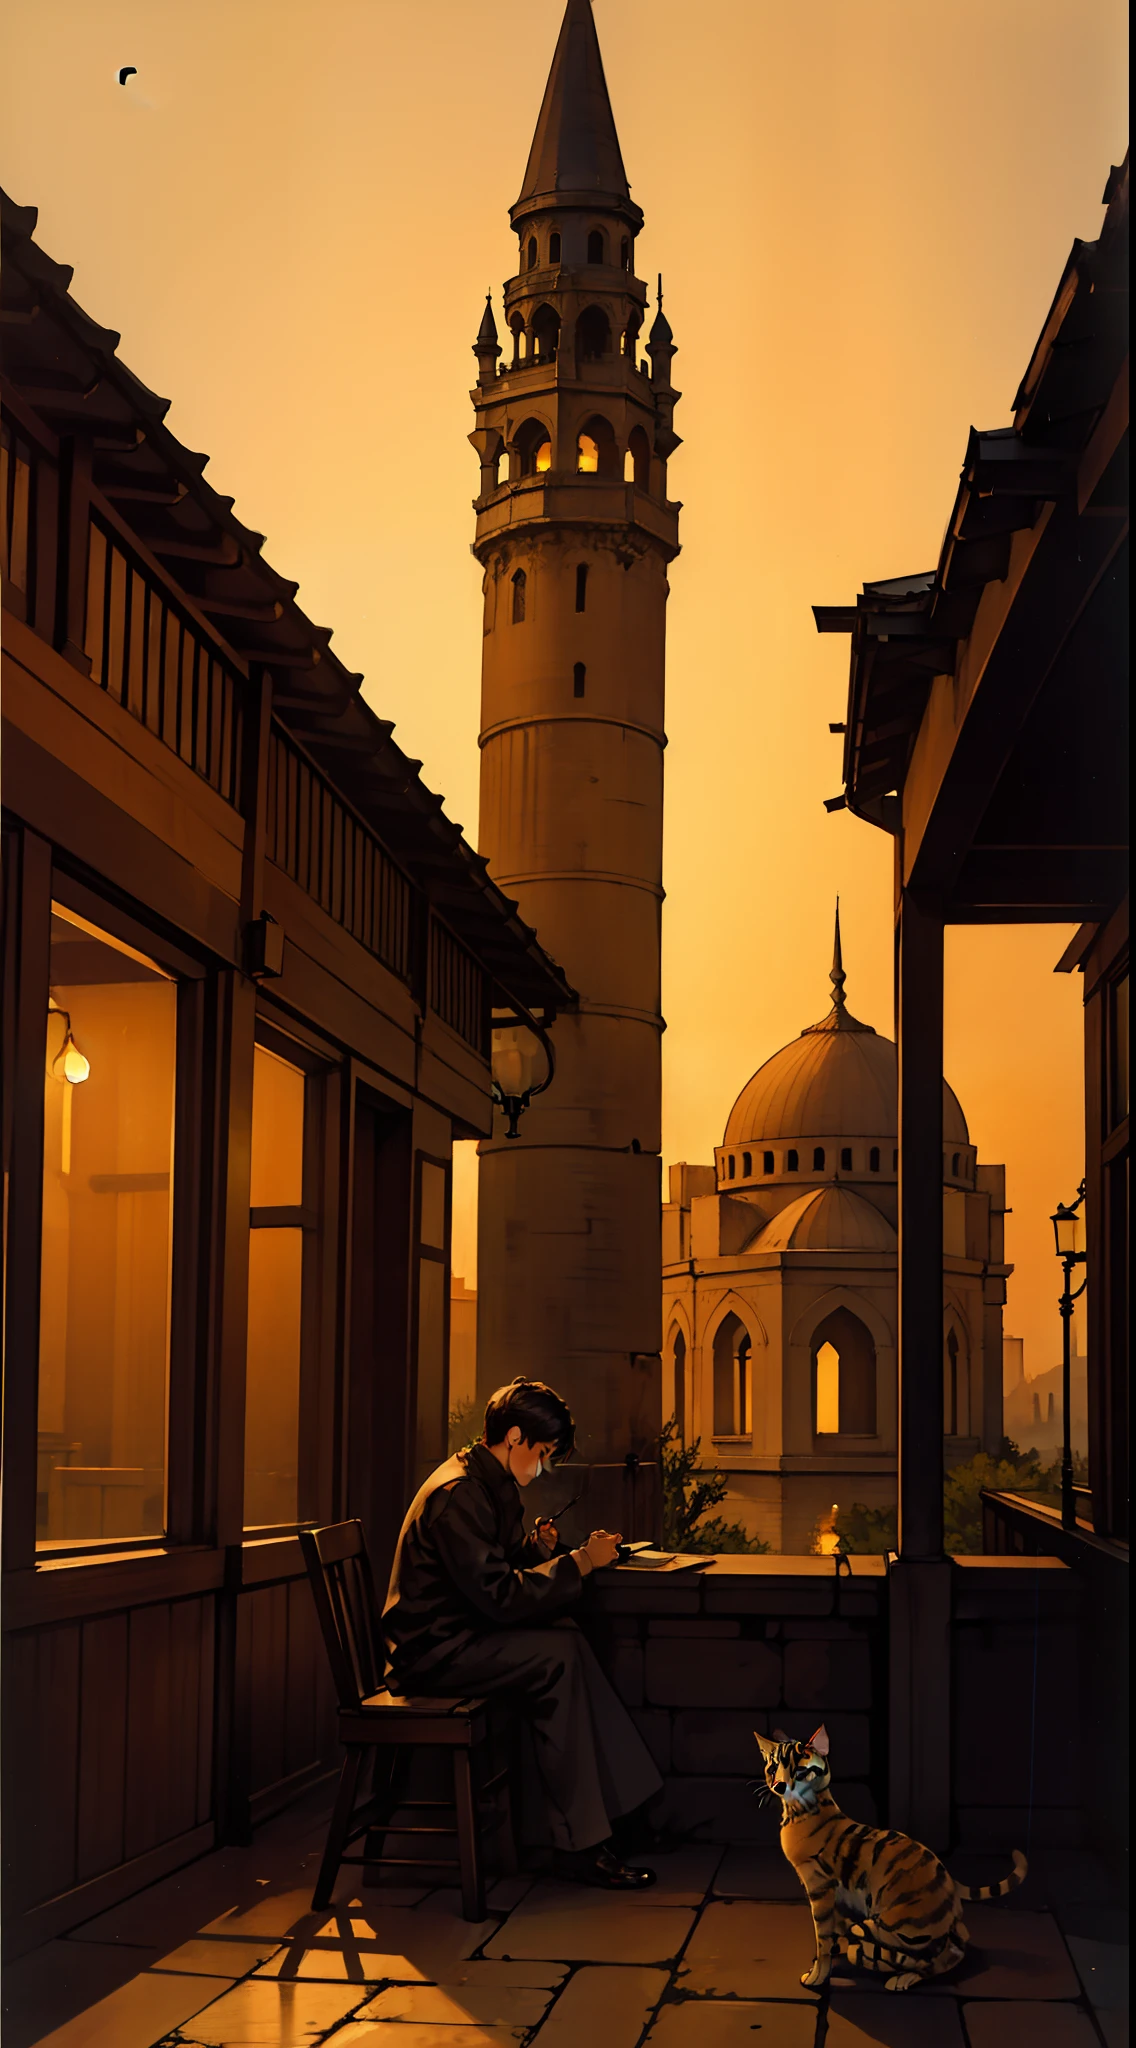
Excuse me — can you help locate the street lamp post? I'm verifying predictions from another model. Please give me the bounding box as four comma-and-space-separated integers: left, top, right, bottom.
1050, 1182, 1087, 1532
489, 1010, 556, 1140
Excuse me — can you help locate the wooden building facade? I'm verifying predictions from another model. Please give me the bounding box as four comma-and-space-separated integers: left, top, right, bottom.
816, 157, 1128, 1853
0, 191, 570, 1957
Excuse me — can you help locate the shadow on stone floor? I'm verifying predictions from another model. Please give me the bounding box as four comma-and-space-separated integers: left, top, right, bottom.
0, 1795, 1126, 2048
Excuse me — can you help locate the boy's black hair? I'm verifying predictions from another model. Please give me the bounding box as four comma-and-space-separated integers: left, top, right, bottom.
483, 1378, 576, 1461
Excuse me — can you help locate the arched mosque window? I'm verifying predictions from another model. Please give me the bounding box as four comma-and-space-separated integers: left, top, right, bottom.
713, 1313, 751, 1436
812, 1307, 876, 1435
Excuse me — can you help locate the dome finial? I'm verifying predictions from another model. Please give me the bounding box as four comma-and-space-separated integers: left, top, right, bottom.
830, 898, 846, 1013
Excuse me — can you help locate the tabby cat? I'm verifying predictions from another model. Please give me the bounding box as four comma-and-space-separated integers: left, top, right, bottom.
754, 1725, 1026, 1992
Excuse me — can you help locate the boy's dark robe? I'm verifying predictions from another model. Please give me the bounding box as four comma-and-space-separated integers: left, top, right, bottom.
382, 1443, 662, 1851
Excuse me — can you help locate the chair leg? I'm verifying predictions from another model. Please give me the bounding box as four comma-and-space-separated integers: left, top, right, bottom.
312, 1748, 363, 1910
363, 1748, 410, 1888
452, 1747, 485, 1922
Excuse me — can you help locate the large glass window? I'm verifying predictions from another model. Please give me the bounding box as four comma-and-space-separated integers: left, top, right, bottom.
38, 906, 176, 1546
244, 1043, 310, 1529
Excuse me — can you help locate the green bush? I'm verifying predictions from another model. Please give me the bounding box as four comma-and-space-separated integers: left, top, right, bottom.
447, 1396, 480, 1455
834, 1440, 1091, 1556
834, 1501, 897, 1555
658, 1417, 769, 1554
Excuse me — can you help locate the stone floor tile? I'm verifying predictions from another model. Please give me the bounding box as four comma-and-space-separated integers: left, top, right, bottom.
826, 1989, 966, 2044
321, 2026, 524, 2048
172, 1977, 366, 2044
27, 1970, 232, 2048
483, 1883, 695, 1963
962, 2002, 1102, 2047
252, 1902, 496, 1983
0, 1939, 164, 2048
150, 1936, 281, 1977
643, 1999, 819, 2046
677, 1899, 816, 1999
713, 1845, 804, 1899
632, 1845, 724, 1905
70, 1855, 264, 1947
530, 1964, 669, 2044
358, 1978, 557, 2027
941, 1905, 1081, 1999
1066, 1933, 1128, 2009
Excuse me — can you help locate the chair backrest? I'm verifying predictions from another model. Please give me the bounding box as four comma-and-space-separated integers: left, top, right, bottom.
299, 1520, 386, 1712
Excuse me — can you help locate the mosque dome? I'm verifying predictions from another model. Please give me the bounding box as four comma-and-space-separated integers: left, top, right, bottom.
715, 913, 972, 1195
749, 1185, 897, 1254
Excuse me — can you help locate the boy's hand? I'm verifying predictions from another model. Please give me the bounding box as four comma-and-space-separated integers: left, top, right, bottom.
534, 1518, 558, 1556
583, 1529, 621, 1568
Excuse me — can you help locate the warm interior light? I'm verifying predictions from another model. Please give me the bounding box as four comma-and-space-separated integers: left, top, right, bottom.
535, 439, 552, 473
816, 1342, 839, 1433
59, 1037, 91, 1084
48, 1005, 91, 1085
576, 433, 599, 474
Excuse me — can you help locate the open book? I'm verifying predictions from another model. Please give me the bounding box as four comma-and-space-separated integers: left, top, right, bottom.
613, 1546, 711, 1573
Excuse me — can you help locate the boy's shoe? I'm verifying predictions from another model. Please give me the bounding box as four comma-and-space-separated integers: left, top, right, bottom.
551, 1843, 658, 1890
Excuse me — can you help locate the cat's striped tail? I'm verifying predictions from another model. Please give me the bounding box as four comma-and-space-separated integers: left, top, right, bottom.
955, 1850, 1028, 1901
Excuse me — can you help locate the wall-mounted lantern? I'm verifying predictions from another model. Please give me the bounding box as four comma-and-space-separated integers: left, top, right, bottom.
47, 1000, 91, 1084
490, 1010, 555, 1139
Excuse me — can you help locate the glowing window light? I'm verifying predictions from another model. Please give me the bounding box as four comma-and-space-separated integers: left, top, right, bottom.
48, 1005, 91, 1085
576, 433, 599, 474
535, 439, 552, 473
816, 1341, 840, 1433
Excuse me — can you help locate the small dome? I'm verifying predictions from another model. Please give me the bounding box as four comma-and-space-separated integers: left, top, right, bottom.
723, 916, 968, 1149
750, 1185, 897, 1254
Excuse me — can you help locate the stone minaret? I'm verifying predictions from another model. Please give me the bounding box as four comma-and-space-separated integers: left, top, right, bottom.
471, 0, 681, 1460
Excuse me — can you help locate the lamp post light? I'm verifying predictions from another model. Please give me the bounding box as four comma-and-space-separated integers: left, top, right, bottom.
1050, 1181, 1087, 1532
489, 1011, 555, 1140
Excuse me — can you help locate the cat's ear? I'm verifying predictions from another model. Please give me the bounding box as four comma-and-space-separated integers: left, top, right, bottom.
808, 1724, 830, 1756
771, 1727, 790, 1743
754, 1731, 775, 1757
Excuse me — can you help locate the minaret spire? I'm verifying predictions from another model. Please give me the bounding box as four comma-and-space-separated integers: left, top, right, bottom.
518, 0, 630, 207
831, 897, 846, 1012
801, 899, 874, 1036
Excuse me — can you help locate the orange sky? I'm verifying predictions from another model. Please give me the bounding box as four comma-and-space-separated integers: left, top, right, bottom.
2, 0, 1125, 1383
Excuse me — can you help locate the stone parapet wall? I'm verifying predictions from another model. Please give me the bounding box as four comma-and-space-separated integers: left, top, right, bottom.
583, 1553, 1082, 1849
585, 1558, 886, 1843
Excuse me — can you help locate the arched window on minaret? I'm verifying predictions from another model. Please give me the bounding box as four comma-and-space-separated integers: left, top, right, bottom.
577, 414, 619, 478
576, 306, 611, 361
516, 418, 552, 476
626, 426, 651, 490
587, 228, 606, 264
573, 663, 586, 698
621, 236, 630, 269
713, 1313, 750, 1437
575, 565, 588, 613
622, 313, 641, 361
812, 1308, 876, 1436
510, 313, 526, 367
511, 570, 527, 624
549, 231, 561, 263
527, 236, 538, 270
669, 1327, 687, 1441
531, 304, 560, 362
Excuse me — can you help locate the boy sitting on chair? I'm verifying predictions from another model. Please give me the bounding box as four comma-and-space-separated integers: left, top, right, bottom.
382, 1376, 662, 1889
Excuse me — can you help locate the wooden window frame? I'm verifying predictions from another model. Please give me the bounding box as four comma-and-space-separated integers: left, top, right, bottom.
242, 1012, 341, 1537
2, 835, 210, 1567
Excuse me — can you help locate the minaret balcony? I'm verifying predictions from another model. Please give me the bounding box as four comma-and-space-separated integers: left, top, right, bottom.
494, 351, 652, 391
473, 473, 680, 555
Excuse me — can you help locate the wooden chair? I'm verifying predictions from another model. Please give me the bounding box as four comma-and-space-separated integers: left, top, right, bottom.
299, 1519, 512, 1920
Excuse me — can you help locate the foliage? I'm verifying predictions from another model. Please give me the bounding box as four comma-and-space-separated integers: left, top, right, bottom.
834, 1441, 1092, 1556
658, 1416, 769, 1553
447, 1396, 480, 1455
834, 1501, 897, 1555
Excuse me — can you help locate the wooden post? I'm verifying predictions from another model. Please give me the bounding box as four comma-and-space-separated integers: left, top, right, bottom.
890, 888, 951, 1847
